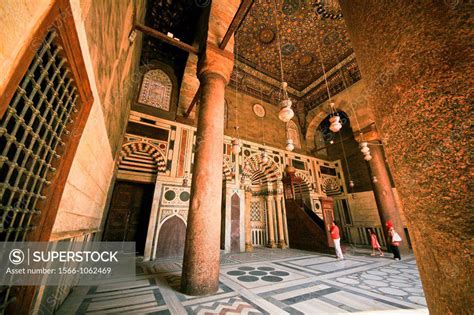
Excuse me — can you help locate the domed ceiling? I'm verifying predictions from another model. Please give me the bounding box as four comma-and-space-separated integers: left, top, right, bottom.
235, 0, 353, 91
232, 0, 361, 112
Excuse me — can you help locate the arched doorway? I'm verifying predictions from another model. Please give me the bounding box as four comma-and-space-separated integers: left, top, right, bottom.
156, 216, 187, 258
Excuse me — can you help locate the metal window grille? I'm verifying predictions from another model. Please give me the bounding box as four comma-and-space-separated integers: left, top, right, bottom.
0, 29, 78, 311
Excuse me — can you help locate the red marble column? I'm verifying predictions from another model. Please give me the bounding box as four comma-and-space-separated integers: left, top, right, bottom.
265, 195, 276, 248
181, 64, 232, 295
244, 189, 253, 252
275, 194, 288, 249
339, 1, 471, 313
366, 143, 408, 252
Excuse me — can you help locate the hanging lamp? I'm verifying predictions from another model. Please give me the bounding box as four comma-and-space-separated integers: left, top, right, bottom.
316, 32, 342, 133
285, 138, 295, 152
272, 0, 294, 123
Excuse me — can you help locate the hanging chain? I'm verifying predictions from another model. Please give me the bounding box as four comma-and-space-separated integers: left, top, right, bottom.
272, 0, 286, 85
234, 36, 240, 139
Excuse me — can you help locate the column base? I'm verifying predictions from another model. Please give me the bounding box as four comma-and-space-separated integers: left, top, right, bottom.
266, 241, 276, 248
277, 242, 288, 249
245, 243, 253, 252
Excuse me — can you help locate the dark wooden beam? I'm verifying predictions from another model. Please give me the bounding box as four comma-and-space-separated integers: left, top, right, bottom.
219, 0, 254, 49
134, 23, 199, 55
184, 0, 254, 117
184, 86, 201, 118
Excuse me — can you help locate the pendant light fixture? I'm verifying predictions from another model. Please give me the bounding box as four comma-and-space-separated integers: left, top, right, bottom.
231, 127, 241, 154
285, 138, 295, 152
273, 0, 294, 123
316, 33, 342, 133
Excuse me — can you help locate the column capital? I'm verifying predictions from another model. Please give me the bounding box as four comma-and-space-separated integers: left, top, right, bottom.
265, 194, 274, 201
198, 44, 234, 85
354, 123, 382, 143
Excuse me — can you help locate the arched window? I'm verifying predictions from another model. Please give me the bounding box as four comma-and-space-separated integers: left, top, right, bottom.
138, 69, 172, 110
287, 120, 302, 149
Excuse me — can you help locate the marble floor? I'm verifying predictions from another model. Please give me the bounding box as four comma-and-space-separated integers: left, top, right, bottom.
57, 248, 428, 315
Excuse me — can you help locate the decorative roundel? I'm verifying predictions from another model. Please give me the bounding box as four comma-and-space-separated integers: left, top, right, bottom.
226, 266, 290, 283
314, 202, 321, 210
253, 103, 266, 118
258, 28, 275, 44
179, 191, 190, 202
299, 54, 314, 66
244, 149, 251, 157
282, 0, 301, 16
164, 190, 176, 201
273, 156, 280, 163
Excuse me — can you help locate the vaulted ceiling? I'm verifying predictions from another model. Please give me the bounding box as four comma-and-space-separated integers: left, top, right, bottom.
235, 0, 353, 92
141, 0, 361, 114
232, 0, 361, 112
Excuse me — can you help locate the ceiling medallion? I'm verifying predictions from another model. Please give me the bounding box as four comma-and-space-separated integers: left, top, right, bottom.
282, 0, 301, 16
253, 103, 266, 118
258, 28, 275, 44
314, 0, 343, 20
298, 54, 314, 66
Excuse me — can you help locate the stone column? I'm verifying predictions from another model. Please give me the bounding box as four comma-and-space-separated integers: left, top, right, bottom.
265, 195, 276, 248
363, 140, 408, 253
244, 189, 253, 252
339, 1, 471, 313
275, 194, 288, 249
181, 47, 234, 295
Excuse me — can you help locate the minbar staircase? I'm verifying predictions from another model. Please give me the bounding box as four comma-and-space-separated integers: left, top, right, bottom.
285, 199, 332, 253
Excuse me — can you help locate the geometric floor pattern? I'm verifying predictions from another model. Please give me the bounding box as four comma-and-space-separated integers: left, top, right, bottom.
57, 247, 428, 314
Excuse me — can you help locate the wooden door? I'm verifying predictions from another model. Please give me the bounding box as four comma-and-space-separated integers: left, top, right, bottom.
230, 193, 241, 252
103, 181, 155, 254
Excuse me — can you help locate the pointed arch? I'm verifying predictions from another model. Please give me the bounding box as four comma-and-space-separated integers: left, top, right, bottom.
119, 141, 167, 176
242, 153, 282, 185
294, 172, 312, 193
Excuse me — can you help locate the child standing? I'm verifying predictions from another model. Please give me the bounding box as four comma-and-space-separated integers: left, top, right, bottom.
369, 229, 384, 256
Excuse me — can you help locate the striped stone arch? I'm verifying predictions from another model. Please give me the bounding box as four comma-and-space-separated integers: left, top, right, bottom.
222, 156, 233, 182
119, 141, 167, 175
295, 172, 312, 193
322, 176, 341, 195
242, 153, 282, 185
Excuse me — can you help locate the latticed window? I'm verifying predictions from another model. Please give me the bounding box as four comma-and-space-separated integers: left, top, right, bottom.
0, 30, 77, 243
0, 2, 93, 312
137, 69, 172, 110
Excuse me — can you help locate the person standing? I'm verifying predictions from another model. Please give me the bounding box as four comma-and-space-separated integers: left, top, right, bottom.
369, 229, 384, 256
330, 221, 344, 260
386, 221, 402, 260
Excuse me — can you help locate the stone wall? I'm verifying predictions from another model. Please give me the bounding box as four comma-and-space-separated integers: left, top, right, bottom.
82, 0, 145, 156
0, 0, 53, 96
339, 1, 472, 313
50, 0, 144, 238
223, 87, 307, 153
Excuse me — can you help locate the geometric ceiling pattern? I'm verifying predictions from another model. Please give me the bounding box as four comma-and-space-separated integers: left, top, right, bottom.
235, 0, 353, 91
